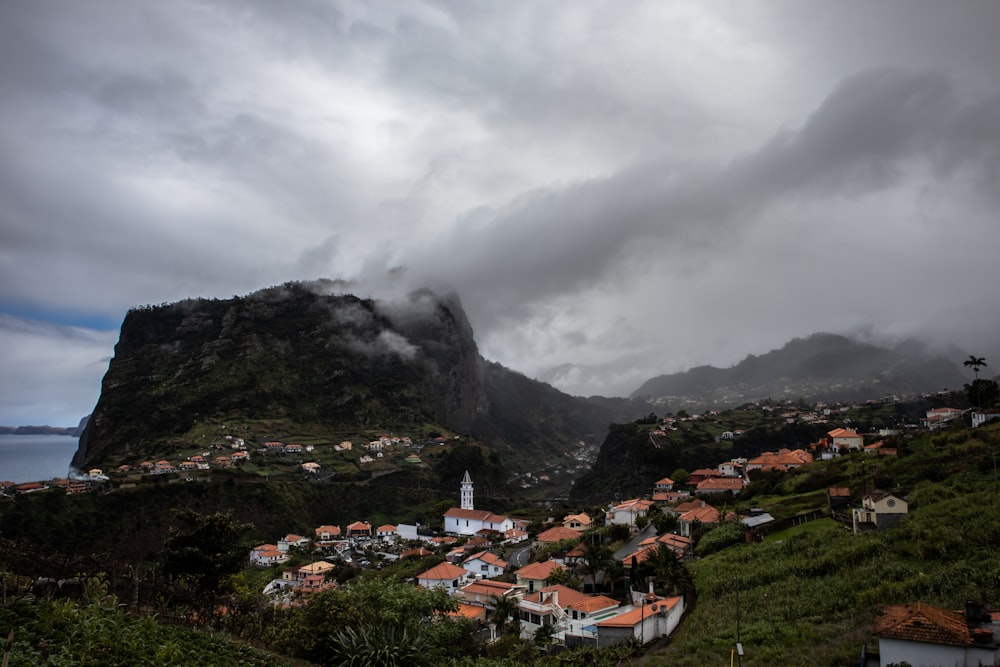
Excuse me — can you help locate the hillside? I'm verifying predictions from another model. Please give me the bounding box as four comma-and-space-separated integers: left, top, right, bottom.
73, 281, 647, 494
632, 333, 967, 409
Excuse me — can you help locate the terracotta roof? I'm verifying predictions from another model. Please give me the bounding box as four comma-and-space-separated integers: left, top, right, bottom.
443, 507, 509, 523
418, 562, 468, 581
828, 428, 860, 438
515, 560, 562, 580
464, 551, 508, 569
346, 521, 372, 532
536, 526, 581, 543
610, 498, 655, 513
828, 487, 851, 497
449, 603, 488, 621
680, 506, 723, 524
696, 477, 746, 491
524, 585, 618, 614
672, 499, 709, 514
655, 477, 674, 486
461, 580, 519, 597
874, 603, 972, 647
596, 596, 681, 627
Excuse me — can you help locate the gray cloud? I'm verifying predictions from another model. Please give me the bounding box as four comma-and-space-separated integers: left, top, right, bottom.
2, 1, 999, 419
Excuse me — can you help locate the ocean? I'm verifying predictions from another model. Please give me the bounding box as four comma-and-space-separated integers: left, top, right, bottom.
0, 433, 80, 484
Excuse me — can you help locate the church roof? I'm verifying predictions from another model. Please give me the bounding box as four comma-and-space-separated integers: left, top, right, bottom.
444, 507, 510, 524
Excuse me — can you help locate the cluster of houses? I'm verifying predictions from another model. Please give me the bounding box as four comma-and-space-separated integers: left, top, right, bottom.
418, 473, 685, 647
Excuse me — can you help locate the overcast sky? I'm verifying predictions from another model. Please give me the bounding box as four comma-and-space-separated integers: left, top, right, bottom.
2, 1, 999, 426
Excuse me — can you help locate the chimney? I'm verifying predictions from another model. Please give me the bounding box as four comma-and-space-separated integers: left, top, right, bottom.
550, 589, 558, 607
649, 581, 655, 595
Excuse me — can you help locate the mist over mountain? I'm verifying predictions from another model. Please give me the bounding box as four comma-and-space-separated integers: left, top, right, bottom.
73, 282, 647, 484
631, 332, 968, 409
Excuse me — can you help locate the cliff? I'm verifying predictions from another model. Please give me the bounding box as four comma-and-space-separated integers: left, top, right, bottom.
73, 282, 645, 486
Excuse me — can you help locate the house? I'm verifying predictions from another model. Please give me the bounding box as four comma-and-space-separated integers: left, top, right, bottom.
417, 562, 469, 595
534, 526, 581, 549
717, 460, 745, 478
745, 449, 814, 472
375, 525, 398, 541
516, 585, 619, 641
688, 468, 723, 485
462, 551, 508, 579
621, 533, 693, 568
315, 525, 342, 544
301, 461, 321, 473
652, 490, 690, 505
853, 491, 908, 534
562, 513, 593, 532
278, 534, 310, 552
249, 544, 288, 567
695, 477, 746, 496
595, 593, 685, 646
460, 579, 524, 608
874, 601, 1000, 667
972, 411, 1000, 428
923, 407, 965, 430
514, 559, 564, 593
653, 477, 674, 492
448, 603, 488, 624
828, 428, 864, 451
827, 487, 851, 511
284, 443, 303, 455
346, 521, 373, 539
606, 498, 655, 528
678, 504, 733, 538
443, 508, 514, 537
334, 440, 353, 451
297, 561, 335, 580
665, 498, 711, 517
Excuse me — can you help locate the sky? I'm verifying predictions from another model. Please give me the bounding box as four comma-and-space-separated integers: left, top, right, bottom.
2, 1, 999, 426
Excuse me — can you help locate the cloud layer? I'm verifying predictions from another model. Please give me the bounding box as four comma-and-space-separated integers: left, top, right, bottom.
2, 1, 999, 422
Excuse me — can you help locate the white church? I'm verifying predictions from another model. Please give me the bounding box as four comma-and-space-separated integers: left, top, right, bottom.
442, 471, 514, 536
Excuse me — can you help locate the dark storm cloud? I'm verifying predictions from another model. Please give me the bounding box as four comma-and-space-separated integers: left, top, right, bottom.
406, 68, 1000, 332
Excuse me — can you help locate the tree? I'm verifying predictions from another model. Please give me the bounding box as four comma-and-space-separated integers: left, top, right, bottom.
966, 378, 1000, 410
671, 468, 690, 486
964, 355, 988, 380
489, 593, 520, 636
159, 510, 253, 619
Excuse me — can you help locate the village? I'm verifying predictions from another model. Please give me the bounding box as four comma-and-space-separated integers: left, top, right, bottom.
236, 400, 999, 655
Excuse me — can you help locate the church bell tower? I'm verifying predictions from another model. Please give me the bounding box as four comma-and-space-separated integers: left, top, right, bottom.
460, 470, 474, 510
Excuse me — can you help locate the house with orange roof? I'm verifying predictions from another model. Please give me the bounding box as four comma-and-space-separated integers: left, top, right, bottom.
534, 526, 582, 549
606, 498, 655, 528
249, 544, 288, 567
653, 477, 674, 492
652, 490, 690, 505
462, 551, 508, 579
595, 593, 685, 646
695, 476, 746, 496
314, 525, 341, 544
297, 561, 335, 580
665, 498, 711, 517
514, 559, 564, 593
460, 579, 524, 608
745, 449, 814, 472
828, 427, 864, 451
278, 534, 310, 552
346, 521, 372, 539
443, 507, 514, 536
688, 468, 723, 485
874, 601, 999, 667
620, 532, 694, 569
448, 602, 488, 624
516, 585, 619, 641
562, 513, 593, 532
417, 562, 469, 594
678, 504, 734, 538
375, 525, 398, 541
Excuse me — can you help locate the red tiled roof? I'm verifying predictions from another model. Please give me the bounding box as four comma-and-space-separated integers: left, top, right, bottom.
596, 596, 681, 627
418, 562, 467, 581
874, 603, 972, 647
696, 477, 745, 491
515, 560, 562, 580
536, 526, 581, 543
462, 579, 518, 597
443, 507, 509, 524
448, 603, 488, 621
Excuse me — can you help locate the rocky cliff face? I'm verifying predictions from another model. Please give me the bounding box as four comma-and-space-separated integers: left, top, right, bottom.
73, 282, 642, 476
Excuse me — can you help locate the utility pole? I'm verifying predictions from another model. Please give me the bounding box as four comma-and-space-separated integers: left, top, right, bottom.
735, 577, 743, 667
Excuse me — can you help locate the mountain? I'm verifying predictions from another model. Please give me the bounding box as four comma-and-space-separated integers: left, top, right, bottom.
73, 282, 647, 490
631, 332, 968, 409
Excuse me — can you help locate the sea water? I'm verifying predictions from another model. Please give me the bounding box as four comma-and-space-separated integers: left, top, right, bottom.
0, 433, 79, 484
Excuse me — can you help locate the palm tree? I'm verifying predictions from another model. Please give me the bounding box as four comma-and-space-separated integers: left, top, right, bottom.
964, 355, 988, 380
488, 593, 520, 637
